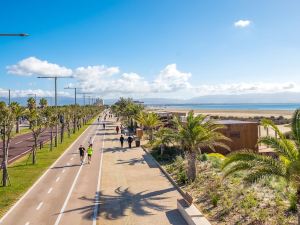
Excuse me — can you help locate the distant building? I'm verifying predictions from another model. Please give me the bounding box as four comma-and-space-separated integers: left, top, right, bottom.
212, 120, 259, 154
95, 98, 104, 106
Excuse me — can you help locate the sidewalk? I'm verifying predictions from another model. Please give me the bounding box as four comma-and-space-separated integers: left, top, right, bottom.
98, 120, 187, 225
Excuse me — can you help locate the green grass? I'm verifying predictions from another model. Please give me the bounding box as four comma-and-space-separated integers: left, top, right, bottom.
0, 118, 96, 217
11, 127, 31, 137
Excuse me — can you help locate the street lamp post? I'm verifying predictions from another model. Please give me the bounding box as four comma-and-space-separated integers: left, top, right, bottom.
37, 76, 73, 147
0, 33, 29, 37
77, 92, 92, 106
64, 87, 82, 105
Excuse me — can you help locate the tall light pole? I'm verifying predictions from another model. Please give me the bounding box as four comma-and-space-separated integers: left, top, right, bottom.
8, 89, 11, 106
37, 76, 73, 146
64, 87, 82, 105
0, 33, 29, 37
77, 92, 92, 106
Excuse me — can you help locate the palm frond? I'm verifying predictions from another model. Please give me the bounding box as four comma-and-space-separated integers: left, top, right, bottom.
292, 109, 300, 146
259, 136, 298, 161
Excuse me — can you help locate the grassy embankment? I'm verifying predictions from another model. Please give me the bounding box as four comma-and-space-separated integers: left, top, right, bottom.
0, 118, 96, 217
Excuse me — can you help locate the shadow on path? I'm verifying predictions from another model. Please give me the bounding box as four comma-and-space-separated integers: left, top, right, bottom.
59, 186, 175, 221
116, 158, 145, 166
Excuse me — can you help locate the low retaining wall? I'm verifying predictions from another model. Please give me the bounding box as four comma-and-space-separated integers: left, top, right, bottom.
141, 146, 211, 225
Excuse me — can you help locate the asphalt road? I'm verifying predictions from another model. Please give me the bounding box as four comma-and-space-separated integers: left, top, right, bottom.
0, 113, 186, 225
0, 129, 60, 165
0, 115, 104, 225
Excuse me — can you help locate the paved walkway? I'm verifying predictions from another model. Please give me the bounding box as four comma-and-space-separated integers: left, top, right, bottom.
0, 113, 186, 225
98, 119, 187, 225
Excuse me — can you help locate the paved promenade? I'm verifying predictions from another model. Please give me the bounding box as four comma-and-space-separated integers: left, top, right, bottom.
0, 114, 186, 225
98, 119, 186, 225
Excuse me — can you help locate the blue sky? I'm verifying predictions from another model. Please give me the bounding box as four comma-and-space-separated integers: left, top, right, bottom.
1, 0, 300, 99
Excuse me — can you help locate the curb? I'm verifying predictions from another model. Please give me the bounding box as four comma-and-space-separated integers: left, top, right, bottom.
141, 145, 186, 198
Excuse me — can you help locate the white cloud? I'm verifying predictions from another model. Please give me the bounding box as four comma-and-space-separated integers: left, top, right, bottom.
69, 64, 191, 96
0, 88, 71, 98
153, 64, 191, 92
7, 57, 72, 77
234, 20, 251, 28
192, 82, 299, 96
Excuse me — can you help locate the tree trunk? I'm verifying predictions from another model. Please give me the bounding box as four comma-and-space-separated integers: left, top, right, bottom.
50, 128, 53, 151
60, 124, 64, 144
2, 128, 8, 186
16, 119, 20, 134
73, 118, 76, 134
33, 137, 37, 164
160, 144, 165, 156
297, 188, 300, 225
186, 151, 196, 181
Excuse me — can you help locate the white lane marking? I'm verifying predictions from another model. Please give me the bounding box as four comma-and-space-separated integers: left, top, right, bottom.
0, 116, 99, 224
26, 137, 33, 140
62, 169, 65, 173
92, 122, 105, 225
8, 148, 32, 163
47, 187, 53, 194
56, 177, 60, 182
54, 122, 102, 225
25, 222, 30, 225
15, 140, 23, 145
36, 202, 43, 210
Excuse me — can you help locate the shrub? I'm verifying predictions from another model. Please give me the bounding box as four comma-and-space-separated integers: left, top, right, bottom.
288, 192, 297, 212
210, 192, 220, 207
198, 153, 208, 162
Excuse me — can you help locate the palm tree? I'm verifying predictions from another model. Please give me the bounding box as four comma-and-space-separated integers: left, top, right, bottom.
27, 97, 36, 110
136, 112, 162, 140
26, 108, 47, 164
151, 127, 174, 156
39, 98, 48, 108
10, 102, 24, 133
172, 111, 229, 181
223, 111, 300, 225
44, 107, 57, 151
0, 102, 16, 186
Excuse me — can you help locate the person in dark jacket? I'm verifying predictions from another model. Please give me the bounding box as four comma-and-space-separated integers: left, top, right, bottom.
119, 135, 124, 148
127, 136, 133, 148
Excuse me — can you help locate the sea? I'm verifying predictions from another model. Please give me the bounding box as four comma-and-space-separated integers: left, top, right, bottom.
146, 103, 300, 111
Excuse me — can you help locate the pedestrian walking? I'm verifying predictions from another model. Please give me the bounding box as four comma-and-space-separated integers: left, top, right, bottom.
127, 136, 133, 148
79, 145, 86, 165
116, 126, 120, 134
88, 136, 93, 145
87, 144, 93, 164
120, 135, 124, 148
103, 123, 106, 129
97, 117, 100, 123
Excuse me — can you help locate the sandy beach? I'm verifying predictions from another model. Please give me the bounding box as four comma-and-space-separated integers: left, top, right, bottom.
160, 108, 294, 119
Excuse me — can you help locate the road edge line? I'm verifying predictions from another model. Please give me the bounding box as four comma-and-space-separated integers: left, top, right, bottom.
0, 117, 98, 224
92, 121, 105, 225
54, 122, 101, 225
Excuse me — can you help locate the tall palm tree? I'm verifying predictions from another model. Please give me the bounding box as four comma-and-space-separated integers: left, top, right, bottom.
0, 102, 16, 186
44, 107, 57, 151
152, 127, 174, 156
39, 98, 48, 108
173, 111, 229, 181
27, 97, 36, 111
26, 108, 47, 164
10, 102, 24, 133
136, 112, 162, 140
223, 111, 300, 225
